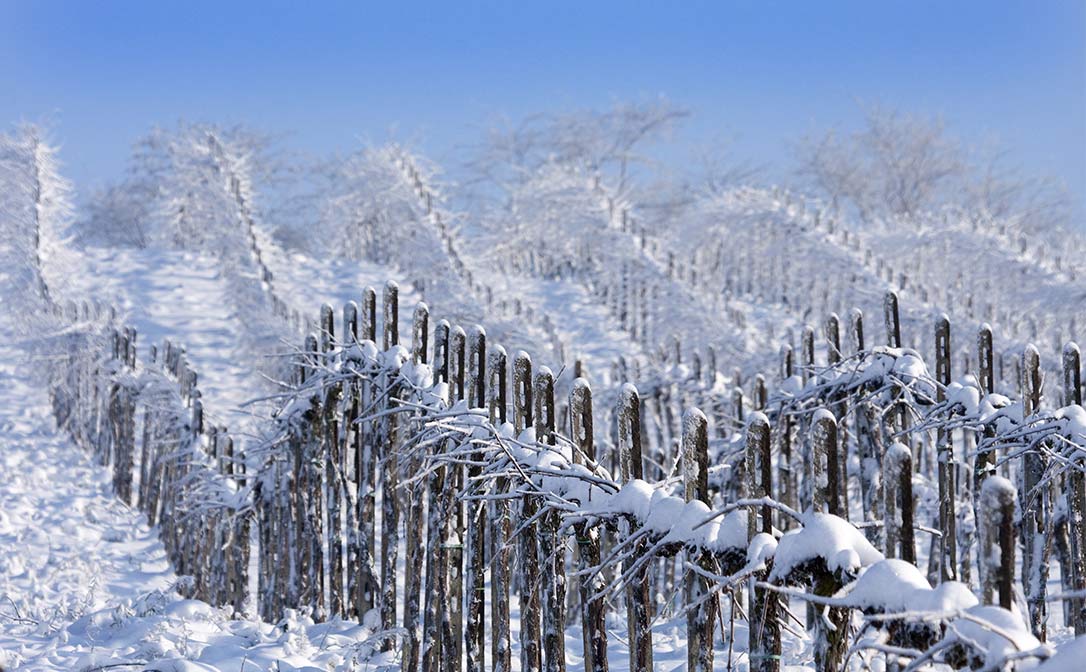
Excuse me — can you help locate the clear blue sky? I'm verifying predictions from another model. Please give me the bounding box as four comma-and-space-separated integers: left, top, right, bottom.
2, 0, 1083, 217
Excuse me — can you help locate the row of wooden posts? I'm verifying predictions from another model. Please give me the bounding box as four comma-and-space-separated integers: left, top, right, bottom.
49, 307, 251, 613
44, 278, 1086, 670
247, 280, 1086, 670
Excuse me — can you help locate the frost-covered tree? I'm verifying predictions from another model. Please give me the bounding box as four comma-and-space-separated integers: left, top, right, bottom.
74, 122, 274, 251
0, 124, 74, 313
465, 98, 687, 208
796, 105, 964, 223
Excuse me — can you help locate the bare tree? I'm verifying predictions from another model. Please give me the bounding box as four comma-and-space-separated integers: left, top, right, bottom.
795, 104, 964, 223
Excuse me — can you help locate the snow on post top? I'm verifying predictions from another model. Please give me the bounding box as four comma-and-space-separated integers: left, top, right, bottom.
769, 512, 883, 582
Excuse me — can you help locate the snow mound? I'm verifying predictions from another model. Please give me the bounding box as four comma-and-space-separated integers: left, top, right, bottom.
946, 605, 1042, 669
770, 512, 883, 582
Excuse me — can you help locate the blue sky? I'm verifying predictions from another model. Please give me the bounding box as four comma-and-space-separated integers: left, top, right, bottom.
2, 1, 1083, 216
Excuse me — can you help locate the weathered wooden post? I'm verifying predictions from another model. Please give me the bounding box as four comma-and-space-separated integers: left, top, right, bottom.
883, 442, 915, 563
411, 303, 429, 364
320, 303, 335, 354
810, 410, 837, 514
422, 340, 451, 672
683, 408, 716, 672
514, 352, 533, 434
515, 352, 541, 672
849, 308, 865, 354
809, 408, 852, 672
465, 326, 487, 672
343, 301, 359, 344
778, 344, 798, 516
974, 324, 997, 484
1064, 342, 1086, 634
1021, 344, 1048, 639
362, 286, 377, 343
747, 412, 780, 672
571, 379, 608, 672
380, 340, 400, 650
467, 327, 487, 409
400, 312, 430, 671
434, 320, 450, 384
802, 325, 815, 384
315, 308, 341, 616
382, 281, 398, 350
533, 367, 565, 672
825, 313, 841, 365
934, 314, 957, 582
618, 384, 652, 670
979, 476, 1016, 610
884, 290, 901, 348
451, 327, 467, 402
753, 374, 767, 411
488, 345, 512, 672
489, 346, 508, 425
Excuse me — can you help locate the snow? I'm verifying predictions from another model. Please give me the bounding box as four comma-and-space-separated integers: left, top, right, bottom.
946, 605, 1043, 668
0, 334, 395, 671
4, 122, 1085, 672
840, 559, 932, 612
770, 512, 884, 582
1038, 636, 1086, 672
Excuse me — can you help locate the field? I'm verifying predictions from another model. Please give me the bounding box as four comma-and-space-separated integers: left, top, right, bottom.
0, 118, 1084, 671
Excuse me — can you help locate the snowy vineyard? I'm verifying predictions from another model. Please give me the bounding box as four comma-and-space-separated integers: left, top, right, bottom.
2, 116, 1085, 671
37, 280, 1086, 672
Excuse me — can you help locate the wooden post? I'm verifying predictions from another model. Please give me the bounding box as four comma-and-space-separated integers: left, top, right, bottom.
778, 345, 797, 516
325, 370, 345, 617
488, 346, 508, 425
1064, 342, 1086, 634
979, 476, 1016, 610
884, 290, 901, 348
1021, 344, 1048, 640
849, 308, 865, 354
320, 303, 335, 354
747, 412, 780, 672
412, 302, 430, 364
513, 352, 533, 434
825, 313, 841, 365
571, 380, 607, 672
362, 286, 377, 342
380, 356, 400, 648
753, 374, 767, 411
534, 367, 565, 672
343, 301, 359, 343
434, 320, 450, 384
802, 326, 815, 383
516, 352, 541, 672
465, 327, 487, 672
825, 311, 850, 521
934, 314, 957, 582
683, 409, 716, 672
382, 281, 399, 350
422, 396, 449, 672
618, 384, 652, 671
884, 442, 915, 563
974, 324, 997, 487
732, 387, 744, 432
811, 410, 837, 514
488, 345, 512, 672
403, 310, 428, 672
467, 327, 487, 409
451, 327, 467, 402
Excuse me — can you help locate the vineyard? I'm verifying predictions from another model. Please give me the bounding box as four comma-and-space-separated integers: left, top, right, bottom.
1, 118, 1084, 671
